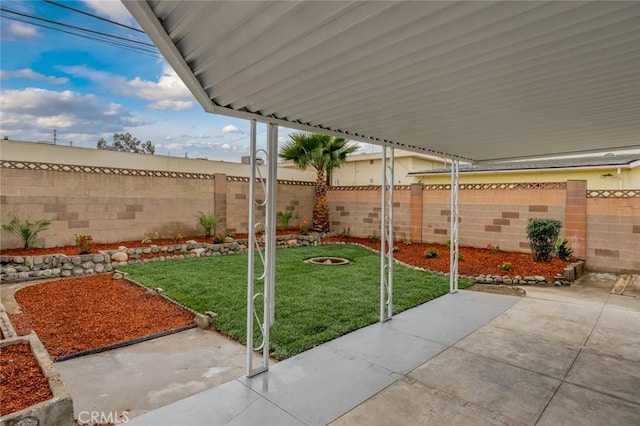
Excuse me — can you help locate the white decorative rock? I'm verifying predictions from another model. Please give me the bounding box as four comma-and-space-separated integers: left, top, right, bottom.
111, 252, 128, 262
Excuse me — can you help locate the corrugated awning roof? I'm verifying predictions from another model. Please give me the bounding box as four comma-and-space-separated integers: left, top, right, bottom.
124, 1, 640, 163
409, 154, 640, 175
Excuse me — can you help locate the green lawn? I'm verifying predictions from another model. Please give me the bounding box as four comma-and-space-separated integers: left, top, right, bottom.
119, 244, 469, 359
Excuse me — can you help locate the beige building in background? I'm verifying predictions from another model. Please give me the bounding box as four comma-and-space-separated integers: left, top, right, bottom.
409, 155, 640, 190
279, 149, 448, 186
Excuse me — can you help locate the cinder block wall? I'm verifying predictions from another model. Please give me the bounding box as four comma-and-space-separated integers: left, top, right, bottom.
1, 167, 314, 249
225, 178, 314, 234
0, 168, 216, 248
586, 196, 640, 273
327, 187, 411, 240
462, 187, 566, 252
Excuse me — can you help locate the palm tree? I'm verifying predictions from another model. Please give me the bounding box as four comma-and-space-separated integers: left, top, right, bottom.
279, 132, 359, 232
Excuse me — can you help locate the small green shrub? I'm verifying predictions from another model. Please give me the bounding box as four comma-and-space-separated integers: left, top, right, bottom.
500, 262, 512, 271
1, 215, 52, 251
299, 220, 309, 235
198, 212, 220, 237
368, 233, 379, 243
444, 238, 451, 248
486, 243, 499, 253
141, 238, 153, 245
175, 233, 184, 242
555, 238, 574, 261
457, 253, 464, 261
403, 239, 412, 246
277, 211, 295, 230
424, 248, 439, 258
75, 234, 94, 255
392, 246, 399, 253
341, 227, 351, 239
526, 218, 563, 262
213, 234, 224, 244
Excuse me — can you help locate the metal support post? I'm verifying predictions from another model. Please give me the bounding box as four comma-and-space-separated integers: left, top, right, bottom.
380, 146, 394, 322
246, 120, 277, 377
449, 159, 460, 293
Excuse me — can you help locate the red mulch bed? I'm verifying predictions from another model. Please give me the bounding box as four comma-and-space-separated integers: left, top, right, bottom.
8, 275, 194, 361
0, 343, 53, 416
323, 236, 572, 280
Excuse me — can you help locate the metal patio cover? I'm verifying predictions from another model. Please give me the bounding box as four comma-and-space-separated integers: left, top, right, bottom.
125, 1, 640, 162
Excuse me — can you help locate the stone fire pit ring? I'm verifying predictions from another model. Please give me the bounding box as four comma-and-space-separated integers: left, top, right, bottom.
304, 257, 350, 266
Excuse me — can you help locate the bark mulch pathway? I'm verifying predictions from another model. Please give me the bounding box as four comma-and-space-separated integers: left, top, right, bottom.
0, 343, 53, 416
8, 275, 194, 361
323, 236, 572, 280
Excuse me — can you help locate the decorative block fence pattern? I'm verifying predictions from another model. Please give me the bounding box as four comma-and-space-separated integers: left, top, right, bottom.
1, 159, 638, 273
0, 160, 314, 249
329, 180, 638, 274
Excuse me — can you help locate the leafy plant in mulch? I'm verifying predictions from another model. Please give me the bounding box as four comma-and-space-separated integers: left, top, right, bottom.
198, 212, 220, 237
74, 233, 94, 255
277, 211, 295, 230
554, 238, 574, 261
526, 218, 563, 262
424, 248, 439, 258
500, 261, 513, 271
1, 214, 52, 251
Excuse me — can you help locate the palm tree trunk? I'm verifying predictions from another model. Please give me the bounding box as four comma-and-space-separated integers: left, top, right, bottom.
313, 170, 330, 232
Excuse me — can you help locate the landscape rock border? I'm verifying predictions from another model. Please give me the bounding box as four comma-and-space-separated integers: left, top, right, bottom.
0, 235, 323, 284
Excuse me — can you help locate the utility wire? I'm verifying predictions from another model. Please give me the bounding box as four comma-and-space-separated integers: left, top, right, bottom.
1, 14, 161, 57
43, 0, 145, 33
1, 7, 156, 48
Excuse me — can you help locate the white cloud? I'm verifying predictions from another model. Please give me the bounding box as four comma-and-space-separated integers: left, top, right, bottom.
1, 22, 39, 39
0, 88, 147, 144
81, 0, 134, 24
35, 114, 76, 129
221, 144, 231, 150
222, 124, 240, 134
58, 65, 111, 83
127, 64, 193, 101
59, 64, 194, 111
0, 69, 68, 85
149, 100, 193, 110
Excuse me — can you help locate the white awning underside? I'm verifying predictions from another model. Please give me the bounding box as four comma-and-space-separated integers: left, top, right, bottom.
125, 1, 640, 162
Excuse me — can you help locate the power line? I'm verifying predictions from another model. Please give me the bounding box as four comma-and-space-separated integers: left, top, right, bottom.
0, 7, 156, 48
43, 0, 145, 34
0, 14, 161, 57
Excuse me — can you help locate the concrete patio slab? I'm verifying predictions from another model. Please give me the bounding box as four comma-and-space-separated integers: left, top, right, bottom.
566, 349, 640, 405
124, 379, 304, 426
56, 328, 262, 419
608, 294, 640, 312
586, 326, 640, 362
325, 322, 447, 374
239, 345, 401, 425
76, 273, 640, 426
488, 308, 593, 346
537, 382, 640, 426
598, 305, 640, 333
510, 296, 601, 325
454, 325, 579, 379
331, 377, 504, 426
408, 347, 560, 424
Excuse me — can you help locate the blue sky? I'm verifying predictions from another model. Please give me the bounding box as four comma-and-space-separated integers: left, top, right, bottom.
0, 0, 377, 161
